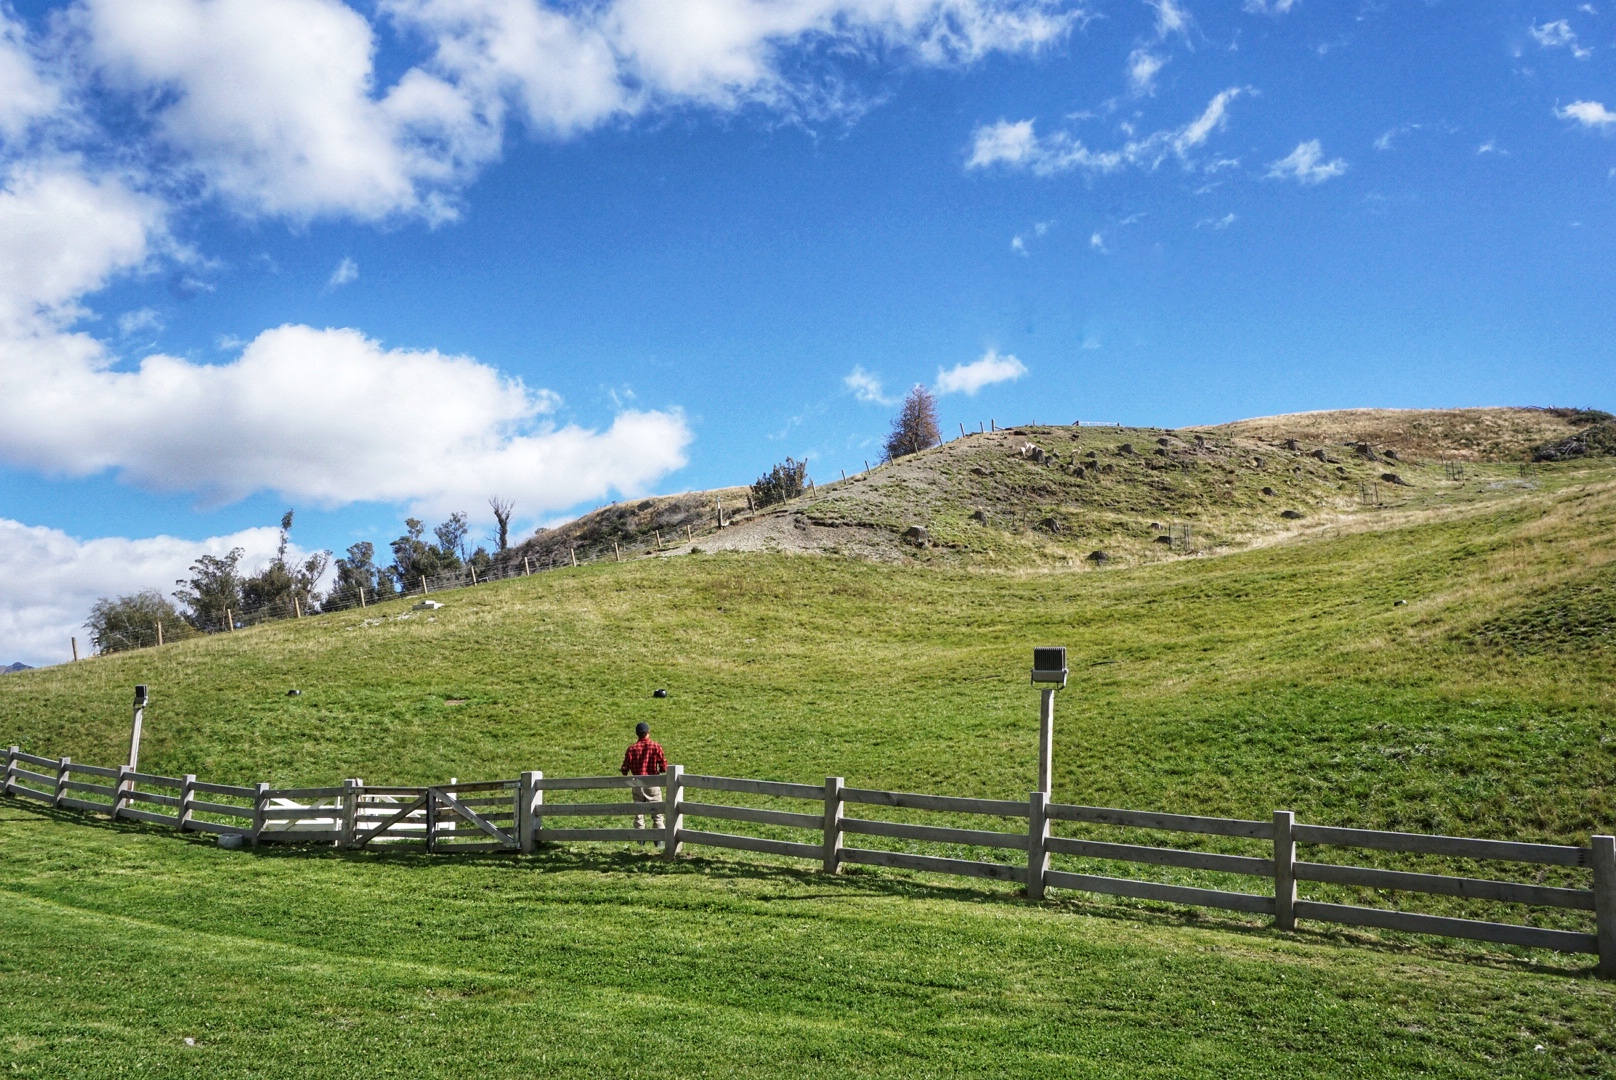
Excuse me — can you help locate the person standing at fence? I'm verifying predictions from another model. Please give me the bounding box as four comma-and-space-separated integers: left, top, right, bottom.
621, 721, 666, 840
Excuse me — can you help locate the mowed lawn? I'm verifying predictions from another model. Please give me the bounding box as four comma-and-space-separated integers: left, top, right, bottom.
3, 467, 1616, 1075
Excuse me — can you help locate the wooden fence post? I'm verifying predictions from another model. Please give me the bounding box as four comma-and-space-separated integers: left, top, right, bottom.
517, 771, 542, 852
178, 774, 195, 831
358, 587, 366, 609
4, 745, 17, 795
54, 757, 71, 808
425, 789, 439, 853
570, 547, 578, 567
113, 764, 133, 820
1273, 810, 1297, 931
663, 765, 684, 860
341, 779, 361, 849
1592, 834, 1616, 979
1027, 791, 1049, 901
251, 782, 270, 847
822, 776, 844, 874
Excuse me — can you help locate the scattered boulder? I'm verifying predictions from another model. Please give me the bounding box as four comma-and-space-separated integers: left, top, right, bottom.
1354, 442, 1379, 461
1252, 456, 1265, 468
1261, 486, 1276, 497
1099, 463, 1115, 475
1281, 509, 1305, 520
902, 525, 930, 546
970, 509, 988, 523
1383, 448, 1401, 461
1038, 517, 1062, 534
1309, 449, 1329, 462
970, 465, 994, 477
1149, 521, 1163, 530
1153, 534, 1173, 544
1380, 472, 1411, 486
1118, 443, 1135, 455
1157, 436, 1173, 447
1072, 466, 1088, 479
1194, 434, 1207, 447
1284, 439, 1301, 451
1086, 550, 1110, 564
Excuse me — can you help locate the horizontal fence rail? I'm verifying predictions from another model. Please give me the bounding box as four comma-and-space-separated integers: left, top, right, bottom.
5, 746, 1614, 977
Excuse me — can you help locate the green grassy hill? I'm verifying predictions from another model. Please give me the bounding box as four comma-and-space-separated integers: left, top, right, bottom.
4, 411, 1616, 1076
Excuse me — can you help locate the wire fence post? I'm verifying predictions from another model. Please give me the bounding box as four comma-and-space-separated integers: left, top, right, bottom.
1274, 810, 1297, 931
822, 776, 844, 874
663, 764, 684, 860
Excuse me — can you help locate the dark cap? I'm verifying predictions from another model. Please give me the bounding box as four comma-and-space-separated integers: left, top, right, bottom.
636, 721, 650, 737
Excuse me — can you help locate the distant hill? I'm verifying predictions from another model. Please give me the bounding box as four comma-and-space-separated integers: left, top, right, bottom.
3, 662, 32, 675
511, 406, 1615, 571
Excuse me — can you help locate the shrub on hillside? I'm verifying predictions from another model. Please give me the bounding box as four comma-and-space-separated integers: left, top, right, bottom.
751, 457, 808, 508
86, 590, 196, 653
1532, 419, 1616, 462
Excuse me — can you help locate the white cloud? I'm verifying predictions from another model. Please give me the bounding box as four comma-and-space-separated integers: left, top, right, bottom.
844, 365, 894, 404
1531, 19, 1592, 58
328, 257, 359, 288
1195, 212, 1235, 229
0, 322, 692, 515
1011, 235, 1028, 254
0, 518, 288, 667
394, 0, 1076, 134
117, 308, 163, 337
0, 11, 60, 141
1265, 139, 1347, 184
935, 348, 1027, 395
1557, 100, 1616, 129
968, 87, 1243, 176
1127, 48, 1165, 94
1090, 231, 1106, 251
1243, 0, 1298, 13
0, 165, 168, 332
1149, 0, 1191, 39
81, 0, 500, 223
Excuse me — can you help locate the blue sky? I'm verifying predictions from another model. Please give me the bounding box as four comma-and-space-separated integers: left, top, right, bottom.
0, 0, 1613, 664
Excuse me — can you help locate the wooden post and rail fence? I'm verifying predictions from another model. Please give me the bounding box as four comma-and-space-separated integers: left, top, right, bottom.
5, 744, 1614, 976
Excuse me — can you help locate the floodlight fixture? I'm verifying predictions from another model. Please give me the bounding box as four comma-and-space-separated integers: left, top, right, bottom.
1030, 647, 1067, 688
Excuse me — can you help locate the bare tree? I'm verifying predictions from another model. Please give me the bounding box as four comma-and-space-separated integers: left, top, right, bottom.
489, 496, 514, 551
884, 384, 942, 461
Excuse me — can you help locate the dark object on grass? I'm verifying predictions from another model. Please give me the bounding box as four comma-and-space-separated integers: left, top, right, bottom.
1086, 550, 1110, 563
1283, 438, 1300, 451
1038, 517, 1061, 534
1153, 534, 1173, 544
1281, 510, 1305, 520
903, 525, 930, 546
1381, 473, 1411, 486
1117, 443, 1135, 455
1532, 419, 1616, 462
1261, 486, 1276, 496
287, 689, 302, 696
653, 688, 668, 698
970, 509, 988, 523
1354, 442, 1379, 461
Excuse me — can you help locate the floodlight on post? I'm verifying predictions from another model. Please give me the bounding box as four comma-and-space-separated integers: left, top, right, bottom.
1030, 649, 1067, 795
128, 685, 149, 773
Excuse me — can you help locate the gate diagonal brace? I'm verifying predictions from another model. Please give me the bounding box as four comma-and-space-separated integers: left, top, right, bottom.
353, 794, 427, 847
434, 788, 515, 845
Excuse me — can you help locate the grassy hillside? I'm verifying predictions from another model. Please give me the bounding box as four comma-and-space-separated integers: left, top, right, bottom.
4, 424, 1616, 1076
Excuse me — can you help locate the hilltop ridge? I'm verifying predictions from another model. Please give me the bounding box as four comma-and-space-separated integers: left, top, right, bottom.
511, 406, 1610, 569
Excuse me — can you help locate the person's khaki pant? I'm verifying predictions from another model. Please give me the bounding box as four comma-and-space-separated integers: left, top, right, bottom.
633, 784, 663, 832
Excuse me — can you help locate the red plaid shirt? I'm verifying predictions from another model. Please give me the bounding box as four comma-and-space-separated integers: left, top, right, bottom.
621, 737, 666, 776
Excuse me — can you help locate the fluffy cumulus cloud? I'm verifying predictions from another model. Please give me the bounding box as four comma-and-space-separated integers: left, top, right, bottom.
844, 365, 894, 404
935, 348, 1026, 394
1264, 139, 1346, 184
0, 13, 60, 140
1531, 20, 1591, 59
0, 519, 290, 668
968, 87, 1242, 175
0, 323, 693, 514
1557, 100, 1616, 129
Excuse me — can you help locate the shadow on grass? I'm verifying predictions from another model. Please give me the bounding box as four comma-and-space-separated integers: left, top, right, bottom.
4, 796, 1597, 981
